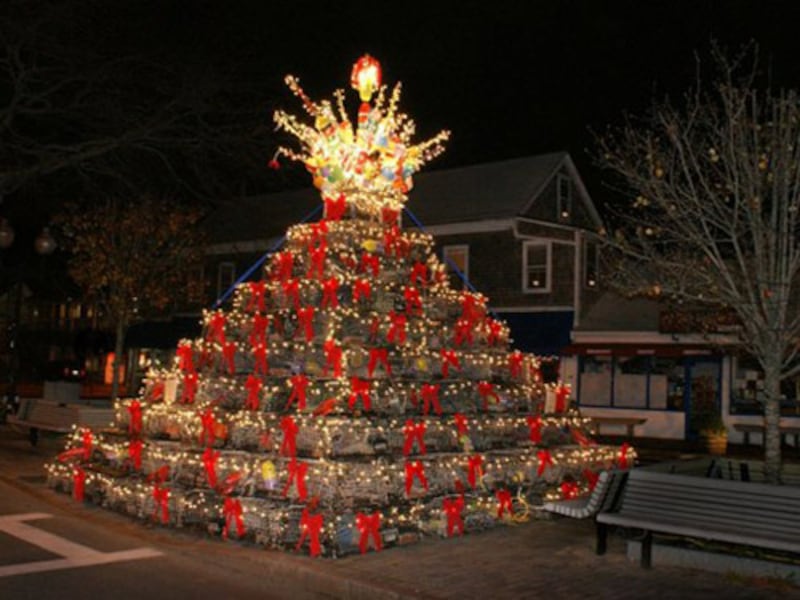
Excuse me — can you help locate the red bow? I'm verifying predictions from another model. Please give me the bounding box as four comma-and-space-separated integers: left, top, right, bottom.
356, 511, 382, 554
477, 381, 500, 411
410, 261, 428, 286
383, 226, 408, 258
440, 349, 460, 377
387, 311, 407, 344
321, 277, 339, 309
467, 454, 484, 488
509, 351, 524, 379
181, 372, 198, 404
442, 496, 465, 537
128, 439, 143, 470
127, 400, 142, 436
536, 449, 554, 477
555, 385, 570, 412
352, 278, 372, 303
485, 319, 503, 346
222, 341, 236, 375
244, 374, 262, 411
222, 497, 245, 539
460, 293, 485, 323
282, 458, 308, 501
249, 314, 269, 348
286, 374, 310, 411
281, 278, 300, 309
253, 345, 269, 376
404, 460, 428, 496
280, 416, 299, 457
381, 206, 399, 225
403, 285, 422, 315
246, 280, 267, 313
203, 447, 220, 488
273, 250, 294, 281
496, 489, 514, 519
454, 318, 474, 346
308, 221, 328, 248
348, 378, 371, 412
359, 252, 380, 277
177, 342, 196, 374
152, 484, 170, 524
323, 339, 342, 378
618, 442, 631, 469
296, 306, 315, 342
453, 413, 469, 436
583, 469, 600, 491
561, 481, 579, 500
73, 467, 86, 502
324, 194, 347, 221
81, 430, 93, 461
207, 312, 227, 345
402, 419, 426, 455
527, 415, 542, 444
368, 347, 391, 377
199, 409, 218, 446
421, 383, 441, 416
297, 508, 323, 557
307, 242, 327, 279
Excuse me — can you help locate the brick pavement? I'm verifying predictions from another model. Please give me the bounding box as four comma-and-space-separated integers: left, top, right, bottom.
0, 425, 796, 599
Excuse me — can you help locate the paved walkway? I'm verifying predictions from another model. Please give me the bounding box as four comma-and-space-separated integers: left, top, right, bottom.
0, 425, 796, 599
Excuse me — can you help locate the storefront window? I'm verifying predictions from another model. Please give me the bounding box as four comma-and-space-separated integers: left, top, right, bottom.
730, 355, 800, 415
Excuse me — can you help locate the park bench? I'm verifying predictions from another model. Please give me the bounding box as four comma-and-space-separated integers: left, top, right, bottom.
589, 416, 646, 438
596, 469, 800, 568
540, 469, 628, 519
733, 422, 800, 448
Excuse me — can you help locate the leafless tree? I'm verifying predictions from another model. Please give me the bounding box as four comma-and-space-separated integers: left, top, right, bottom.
596, 43, 800, 482
0, 0, 280, 206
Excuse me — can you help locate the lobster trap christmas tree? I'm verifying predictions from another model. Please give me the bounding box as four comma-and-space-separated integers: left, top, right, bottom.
47, 55, 633, 557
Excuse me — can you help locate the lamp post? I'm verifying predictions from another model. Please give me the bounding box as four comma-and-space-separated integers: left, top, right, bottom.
0, 219, 56, 421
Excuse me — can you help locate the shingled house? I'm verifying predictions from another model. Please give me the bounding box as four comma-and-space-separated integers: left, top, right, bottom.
198, 152, 605, 359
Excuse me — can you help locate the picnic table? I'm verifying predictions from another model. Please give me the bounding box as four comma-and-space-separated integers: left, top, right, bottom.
733, 422, 800, 447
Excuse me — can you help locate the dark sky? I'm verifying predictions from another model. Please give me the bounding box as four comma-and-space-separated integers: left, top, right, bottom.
146, 0, 800, 204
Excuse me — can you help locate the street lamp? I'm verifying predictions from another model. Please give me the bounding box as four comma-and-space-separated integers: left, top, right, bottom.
1, 219, 57, 421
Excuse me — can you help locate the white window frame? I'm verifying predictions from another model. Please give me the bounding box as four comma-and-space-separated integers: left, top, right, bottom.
556, 173, 572, 220
443, 244, 470, 289
583, 240, 599, 289
522, 240, 551, 293
216, 262, 236, 299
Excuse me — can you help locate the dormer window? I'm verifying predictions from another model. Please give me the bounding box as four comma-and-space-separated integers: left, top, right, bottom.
557, 173, 572, 221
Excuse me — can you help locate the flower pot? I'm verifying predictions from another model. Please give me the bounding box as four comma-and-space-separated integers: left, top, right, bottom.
705, 433, 728, 456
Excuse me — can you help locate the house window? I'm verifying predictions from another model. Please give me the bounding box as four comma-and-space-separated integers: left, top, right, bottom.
443, 245, 469, 290
557, 173, 572, 221
216, 262, 236, 300
584, 241, 599, 289
522, 241, 550, 293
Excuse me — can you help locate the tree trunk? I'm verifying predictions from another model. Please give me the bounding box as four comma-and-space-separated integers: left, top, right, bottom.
110, 318, 127, 403
762, 360, 782, 484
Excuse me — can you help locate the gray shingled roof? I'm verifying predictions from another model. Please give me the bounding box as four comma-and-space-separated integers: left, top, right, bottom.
207, 152, 569, 244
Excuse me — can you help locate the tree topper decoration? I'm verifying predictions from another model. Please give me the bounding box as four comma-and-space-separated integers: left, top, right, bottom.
273, 55, 450, 213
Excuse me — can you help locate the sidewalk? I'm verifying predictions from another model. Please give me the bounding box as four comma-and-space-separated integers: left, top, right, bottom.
0, 425, 795, 599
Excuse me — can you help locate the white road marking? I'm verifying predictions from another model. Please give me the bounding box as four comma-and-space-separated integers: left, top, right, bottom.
0, 512, 162, 578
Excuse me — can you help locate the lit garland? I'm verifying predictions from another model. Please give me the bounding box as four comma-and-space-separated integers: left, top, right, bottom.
46, 55, 635, 557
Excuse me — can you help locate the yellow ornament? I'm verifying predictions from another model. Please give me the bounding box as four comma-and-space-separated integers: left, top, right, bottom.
361, 239, 378, 252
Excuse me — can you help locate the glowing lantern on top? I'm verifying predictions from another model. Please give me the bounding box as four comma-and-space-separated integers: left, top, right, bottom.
351, 54, 382, 102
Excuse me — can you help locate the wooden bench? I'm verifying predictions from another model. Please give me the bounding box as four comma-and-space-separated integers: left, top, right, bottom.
733, 423, 800, 447
596, 469, 800, 568
541, 469, 628, 519
590, 417, 647, 438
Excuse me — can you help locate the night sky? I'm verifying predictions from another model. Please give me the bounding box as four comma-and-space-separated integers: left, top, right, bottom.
10, 1, 800, 212
149, 0, 800, 205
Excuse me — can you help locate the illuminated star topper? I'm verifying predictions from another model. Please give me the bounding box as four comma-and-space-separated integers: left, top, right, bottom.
273, 55, 450, 213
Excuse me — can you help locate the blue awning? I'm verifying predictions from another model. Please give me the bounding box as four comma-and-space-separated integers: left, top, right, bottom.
498, 310, 574, 356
